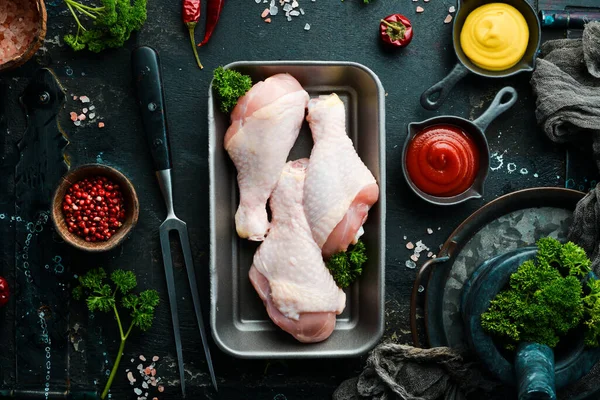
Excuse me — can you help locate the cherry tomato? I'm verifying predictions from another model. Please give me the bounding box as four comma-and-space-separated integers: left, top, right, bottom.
380, 14, 413, 48
0, 276, 10, 308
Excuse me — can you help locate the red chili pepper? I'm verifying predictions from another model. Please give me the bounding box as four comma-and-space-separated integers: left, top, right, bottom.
380, 14, 413, 48
0, 276, 10, 308
183, 0, 204, 69
198, 0, 225, 47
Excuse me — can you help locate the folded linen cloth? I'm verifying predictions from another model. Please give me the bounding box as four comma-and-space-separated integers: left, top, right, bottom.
332, 343, 506, 400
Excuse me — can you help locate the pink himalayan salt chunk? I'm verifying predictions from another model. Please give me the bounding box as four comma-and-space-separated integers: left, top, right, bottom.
0, 0, 40, 65
70, 112, 78, 122
416, 6, 425, 13
265, 18, 272, 23
261, 8, 270, 18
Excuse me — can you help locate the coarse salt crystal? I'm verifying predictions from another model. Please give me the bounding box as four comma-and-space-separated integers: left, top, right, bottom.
255, 0, 261, 3
134, 388, 142, 395
80, 96, 90, 103
416, 6, 424, 12
427, 228, 433, 234
152, 356, 159, 362
83, 108, 88, 113
406, 242, 414, 250
300, 8, 304, 14
127, 371, 136, 384
405, 260, 416, 269
261, 8, 270, 18
444, 14, 453, 23
139, 355, 146, 362
89, 105, 95, 111
283, 4, 292, 11
78, 114, 86, 121
304, 23, 310, 30
449, 6, 456, 12
410, 254, 419, 262
403, 235, 407, 240
89, 113, 96, 119
70, 112, 78, 122
270, 6, 278, 15
265, 18, 272, 23
290, 10, 299, 16
287, 16, 292, 21
292, 0, 298, 7
142, 382, 149, 389
427, 252, 433, 258
74, 120, 81, 127
98, 122, 105, 128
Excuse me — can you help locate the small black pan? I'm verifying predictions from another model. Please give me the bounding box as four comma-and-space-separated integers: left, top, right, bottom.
403, 86, 518, 205
420, 0, 540, 111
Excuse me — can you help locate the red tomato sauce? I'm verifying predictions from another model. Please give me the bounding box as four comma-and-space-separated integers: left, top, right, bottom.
406, 125, 480, 197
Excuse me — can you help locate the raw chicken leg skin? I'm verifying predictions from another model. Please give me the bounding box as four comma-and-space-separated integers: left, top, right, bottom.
225, 74, 309, 241
249, 159, 346, 343
304, 94, 379, 258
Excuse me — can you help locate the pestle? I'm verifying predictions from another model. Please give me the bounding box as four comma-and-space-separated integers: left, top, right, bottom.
515, 343, 557, 400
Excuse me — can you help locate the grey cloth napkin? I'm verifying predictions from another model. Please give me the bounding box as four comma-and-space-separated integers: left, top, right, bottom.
332, 343, 506, 400
530, 21, 600, 173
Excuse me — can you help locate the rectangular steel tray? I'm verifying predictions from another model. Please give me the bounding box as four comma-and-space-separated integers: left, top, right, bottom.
208, 61, 386, 358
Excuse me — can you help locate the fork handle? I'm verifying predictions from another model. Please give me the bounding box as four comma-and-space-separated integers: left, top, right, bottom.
132, 46, 172, 171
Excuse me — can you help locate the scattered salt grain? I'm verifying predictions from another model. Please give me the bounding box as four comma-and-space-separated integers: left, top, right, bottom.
78, 114, 86, 121
83, 107, 88, 113
290, 10, 300, 16
426, 228, 433, 234
127, 371, 136, 384
300, 8, 304, 15
89, 105, 95, 111
98, 122, 105, 128
131, 358, 134, 363
405, 260, 416, 269
134, 388, 142, 395
152, 356, 159, 362
265, 18, 272, 23
403, 235, 407, 240
89, 113, 96, 119
139, 355, 146, 362
406, 242, 414, 250
418, 285, 425, 293
142, 382, 149, 389
304, 23, 310, 30
287, 16, 292, 21
255, 0, 261, 3
137, 363, 143, 370
449, 6, 456, 12
70, 112, 78, 122
283, 4, 292, 12
292, 0, 298, 7
416, 6, 424, 12
444, 14, 453, 24
261, 8, 270, 18
74, 120, 81, 127
270, 5, 278, 15
427, 252, 433, 258
80, 96, 90, 103
410, 254, 419, 262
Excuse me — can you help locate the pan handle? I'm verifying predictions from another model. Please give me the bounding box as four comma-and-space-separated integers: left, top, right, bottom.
420, 63, 469, 110
410, 256, 451, 348
472, 86, 518, 132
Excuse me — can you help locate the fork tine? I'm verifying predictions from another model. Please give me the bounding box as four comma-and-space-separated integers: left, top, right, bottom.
159, 227, 187, 397
177, 225, 218, 392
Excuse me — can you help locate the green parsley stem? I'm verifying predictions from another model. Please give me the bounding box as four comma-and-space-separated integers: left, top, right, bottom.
101, 338, 126, 400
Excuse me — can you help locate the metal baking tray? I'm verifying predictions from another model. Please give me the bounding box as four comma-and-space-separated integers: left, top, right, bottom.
208, 61, 386, 358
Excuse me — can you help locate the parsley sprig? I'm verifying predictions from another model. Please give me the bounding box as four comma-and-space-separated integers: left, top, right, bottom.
74, 268, 159, 399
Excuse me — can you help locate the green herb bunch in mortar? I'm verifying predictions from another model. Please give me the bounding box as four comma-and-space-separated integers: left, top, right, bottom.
73, 268, 159, 399
481, 237, 600, 351
63, 0, 148, 52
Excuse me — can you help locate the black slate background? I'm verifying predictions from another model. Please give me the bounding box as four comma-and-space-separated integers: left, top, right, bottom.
1, 0, 599, 399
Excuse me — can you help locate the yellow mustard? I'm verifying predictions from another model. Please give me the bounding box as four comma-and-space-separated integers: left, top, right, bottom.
460, 3, 529, 71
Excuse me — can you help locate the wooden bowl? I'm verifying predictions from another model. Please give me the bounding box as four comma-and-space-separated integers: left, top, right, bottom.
51, 164, 139, 252
0, 0, 47, 73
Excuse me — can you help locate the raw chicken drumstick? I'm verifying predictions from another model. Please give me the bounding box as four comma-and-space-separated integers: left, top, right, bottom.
304, 94, 380, 258
249, 159, 346, 343
225, 74, 309, 241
